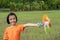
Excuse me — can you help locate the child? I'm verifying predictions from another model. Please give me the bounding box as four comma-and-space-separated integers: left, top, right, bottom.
42, 14, 51, 33
3, 13, 39, 40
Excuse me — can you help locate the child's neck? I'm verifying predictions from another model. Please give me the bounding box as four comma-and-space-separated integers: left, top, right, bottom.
10, 24, 17, 27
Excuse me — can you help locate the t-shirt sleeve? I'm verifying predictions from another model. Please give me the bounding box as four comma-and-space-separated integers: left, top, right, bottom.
19, 24, 25, 31
3, 28, 9, 40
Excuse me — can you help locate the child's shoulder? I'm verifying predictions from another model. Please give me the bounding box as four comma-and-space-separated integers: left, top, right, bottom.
5, 27, 11, 30
18, 24, 24, 28
18, 24, 24, 26
4, 27, 10, 32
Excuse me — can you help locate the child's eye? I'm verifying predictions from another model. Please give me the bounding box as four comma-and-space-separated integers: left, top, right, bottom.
9, 15, 16, 21
13, 18, 16, 20
9, 19, 12, 20
9, 18, 16, 20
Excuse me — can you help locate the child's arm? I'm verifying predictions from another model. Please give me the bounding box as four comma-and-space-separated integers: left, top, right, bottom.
24, 23, 39, 27
3, 29, 8, 40
19, 23, 39, 32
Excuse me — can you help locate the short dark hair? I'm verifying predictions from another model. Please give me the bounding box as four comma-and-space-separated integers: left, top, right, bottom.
7, 13, 17, 24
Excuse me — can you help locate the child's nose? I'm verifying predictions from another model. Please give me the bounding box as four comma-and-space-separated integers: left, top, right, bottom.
12, 19, 14, 22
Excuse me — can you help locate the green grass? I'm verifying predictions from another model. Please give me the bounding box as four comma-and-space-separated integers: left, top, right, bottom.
0, 10, 60, 40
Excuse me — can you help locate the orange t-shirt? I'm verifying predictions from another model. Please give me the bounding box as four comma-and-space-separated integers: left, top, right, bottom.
3, 24, 25, 40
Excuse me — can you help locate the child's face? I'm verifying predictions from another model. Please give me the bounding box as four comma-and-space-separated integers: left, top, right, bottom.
9, 15, 16, 25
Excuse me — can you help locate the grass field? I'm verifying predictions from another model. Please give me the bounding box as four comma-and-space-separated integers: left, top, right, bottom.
0, 10, 60, 40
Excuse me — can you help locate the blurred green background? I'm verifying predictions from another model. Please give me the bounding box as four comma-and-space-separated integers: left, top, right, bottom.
0, 0, 60, 11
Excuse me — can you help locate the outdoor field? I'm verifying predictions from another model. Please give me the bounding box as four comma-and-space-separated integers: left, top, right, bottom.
0, 10, 60, 40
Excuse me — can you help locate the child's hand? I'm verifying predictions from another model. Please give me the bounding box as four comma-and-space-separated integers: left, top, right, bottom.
37, 22, 43, 27
37, 23, 40, 28
37, 22, 42, 28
